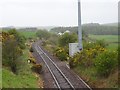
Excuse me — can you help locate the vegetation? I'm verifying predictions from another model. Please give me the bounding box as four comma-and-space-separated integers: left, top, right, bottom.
50, 23, 118, 35
2, 29, 26, 74
94, 50, 118, 77
36, 30, 51, 40
89, 35, 119, 50
19, 31, 36, 39
2, 29, 43, 88
58, 33, 77, 47
38, 27, 119, 88
2, 48, 42, 88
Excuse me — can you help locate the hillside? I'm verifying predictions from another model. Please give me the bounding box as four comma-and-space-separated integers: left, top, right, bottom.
50, 23, 118, 35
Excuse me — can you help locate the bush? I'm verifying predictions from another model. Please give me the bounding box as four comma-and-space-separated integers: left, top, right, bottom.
36, 30, 51, 40
30, 47, 34, 52
58, 33, 77, 47
31, 64, 42, 74
94, 50, 118, 77
83, 40, 107, 50
28, 58, 36, 64
69, 46, 106, 68
96, 39, 108, 48
54, 47, 68, 61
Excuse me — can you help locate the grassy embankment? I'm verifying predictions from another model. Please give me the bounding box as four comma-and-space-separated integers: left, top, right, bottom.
0, 42, 2, 89
73, 35, 119, 88
2, 31, 43, 88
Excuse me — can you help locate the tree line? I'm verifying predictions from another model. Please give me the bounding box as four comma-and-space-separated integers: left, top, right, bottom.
50, 23, 118, 35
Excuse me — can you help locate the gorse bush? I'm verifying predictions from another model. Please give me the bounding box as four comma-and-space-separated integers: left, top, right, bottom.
69, 45, 106, 68
54, 47, 69, 61
94, 50, 118, 77
30, 47, 34, 52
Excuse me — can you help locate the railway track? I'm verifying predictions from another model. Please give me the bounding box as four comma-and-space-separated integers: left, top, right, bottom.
35, 43, 91, 89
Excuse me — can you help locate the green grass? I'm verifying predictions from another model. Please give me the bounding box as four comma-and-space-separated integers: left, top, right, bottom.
89, 35, 119, 43
89, 35, 119, 50
0, 43, 2, 89
2, 49, 40, 88
0, 69, 2, 89
73, 66, 118, 88
2, 68, 38, 88
19, 31, 37, 39
106, 43, 118, 50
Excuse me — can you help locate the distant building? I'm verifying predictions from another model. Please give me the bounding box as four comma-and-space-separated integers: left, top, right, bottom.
57, 32, 63, 36
63, 30, 70, 34
57, 30, 70, 36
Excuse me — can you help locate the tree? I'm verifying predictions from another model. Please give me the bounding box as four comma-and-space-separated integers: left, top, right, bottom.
2, 31, 23, 74
58, 33, 77, 47
36, 30, 51, 40
8, 29, 26, 49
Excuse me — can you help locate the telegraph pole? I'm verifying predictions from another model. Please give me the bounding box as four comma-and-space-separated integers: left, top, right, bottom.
78, 0, 83, 50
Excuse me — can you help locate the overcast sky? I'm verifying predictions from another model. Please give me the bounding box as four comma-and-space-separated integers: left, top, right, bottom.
0, 0, 119, 27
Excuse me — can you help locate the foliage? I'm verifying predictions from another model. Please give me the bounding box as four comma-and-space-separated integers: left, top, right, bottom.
47, 33, 59, 45
50, 23, 118, 35
54, 47, 69, 61
58, 33, 77, 47
36, 30, 51, 40
29, 47, 34, 52
2, 29, 25, 74
31, 64, 42, 74
28, 57, 36, 64
8, 29, 26, 49
83, 40, 107, 50
96, 39, 108, 48
94, 50, 118, 77
19, 31, 36, 39
69, 45, 107, 68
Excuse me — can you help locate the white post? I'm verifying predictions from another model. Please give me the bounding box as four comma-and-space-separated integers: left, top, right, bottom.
78, 0, 83, 50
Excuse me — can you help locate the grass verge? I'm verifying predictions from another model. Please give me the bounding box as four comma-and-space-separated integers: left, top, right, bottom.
73, 66, 118, 88
2, 48, 43, 88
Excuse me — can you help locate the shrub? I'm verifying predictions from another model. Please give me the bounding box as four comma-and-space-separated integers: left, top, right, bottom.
83, 40, 107, 50
54, 47, 68, 61
28, 58, 36, 64
96, 39, 108, 48
36, 30, 51, 40
94, 50, 118, 77
31, 64, 42, 74
69, 46, 106, 68
30, 47, 34, 52
58, 33, 77, 47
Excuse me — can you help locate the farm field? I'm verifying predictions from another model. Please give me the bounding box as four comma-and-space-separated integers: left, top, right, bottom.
89, 35, 119, 43
89, 35, 119, 50
19, 31, 37, 39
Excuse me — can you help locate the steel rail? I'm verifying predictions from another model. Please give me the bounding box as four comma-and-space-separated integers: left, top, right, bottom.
35, 45, 75, 89
35, 46, 61, 89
